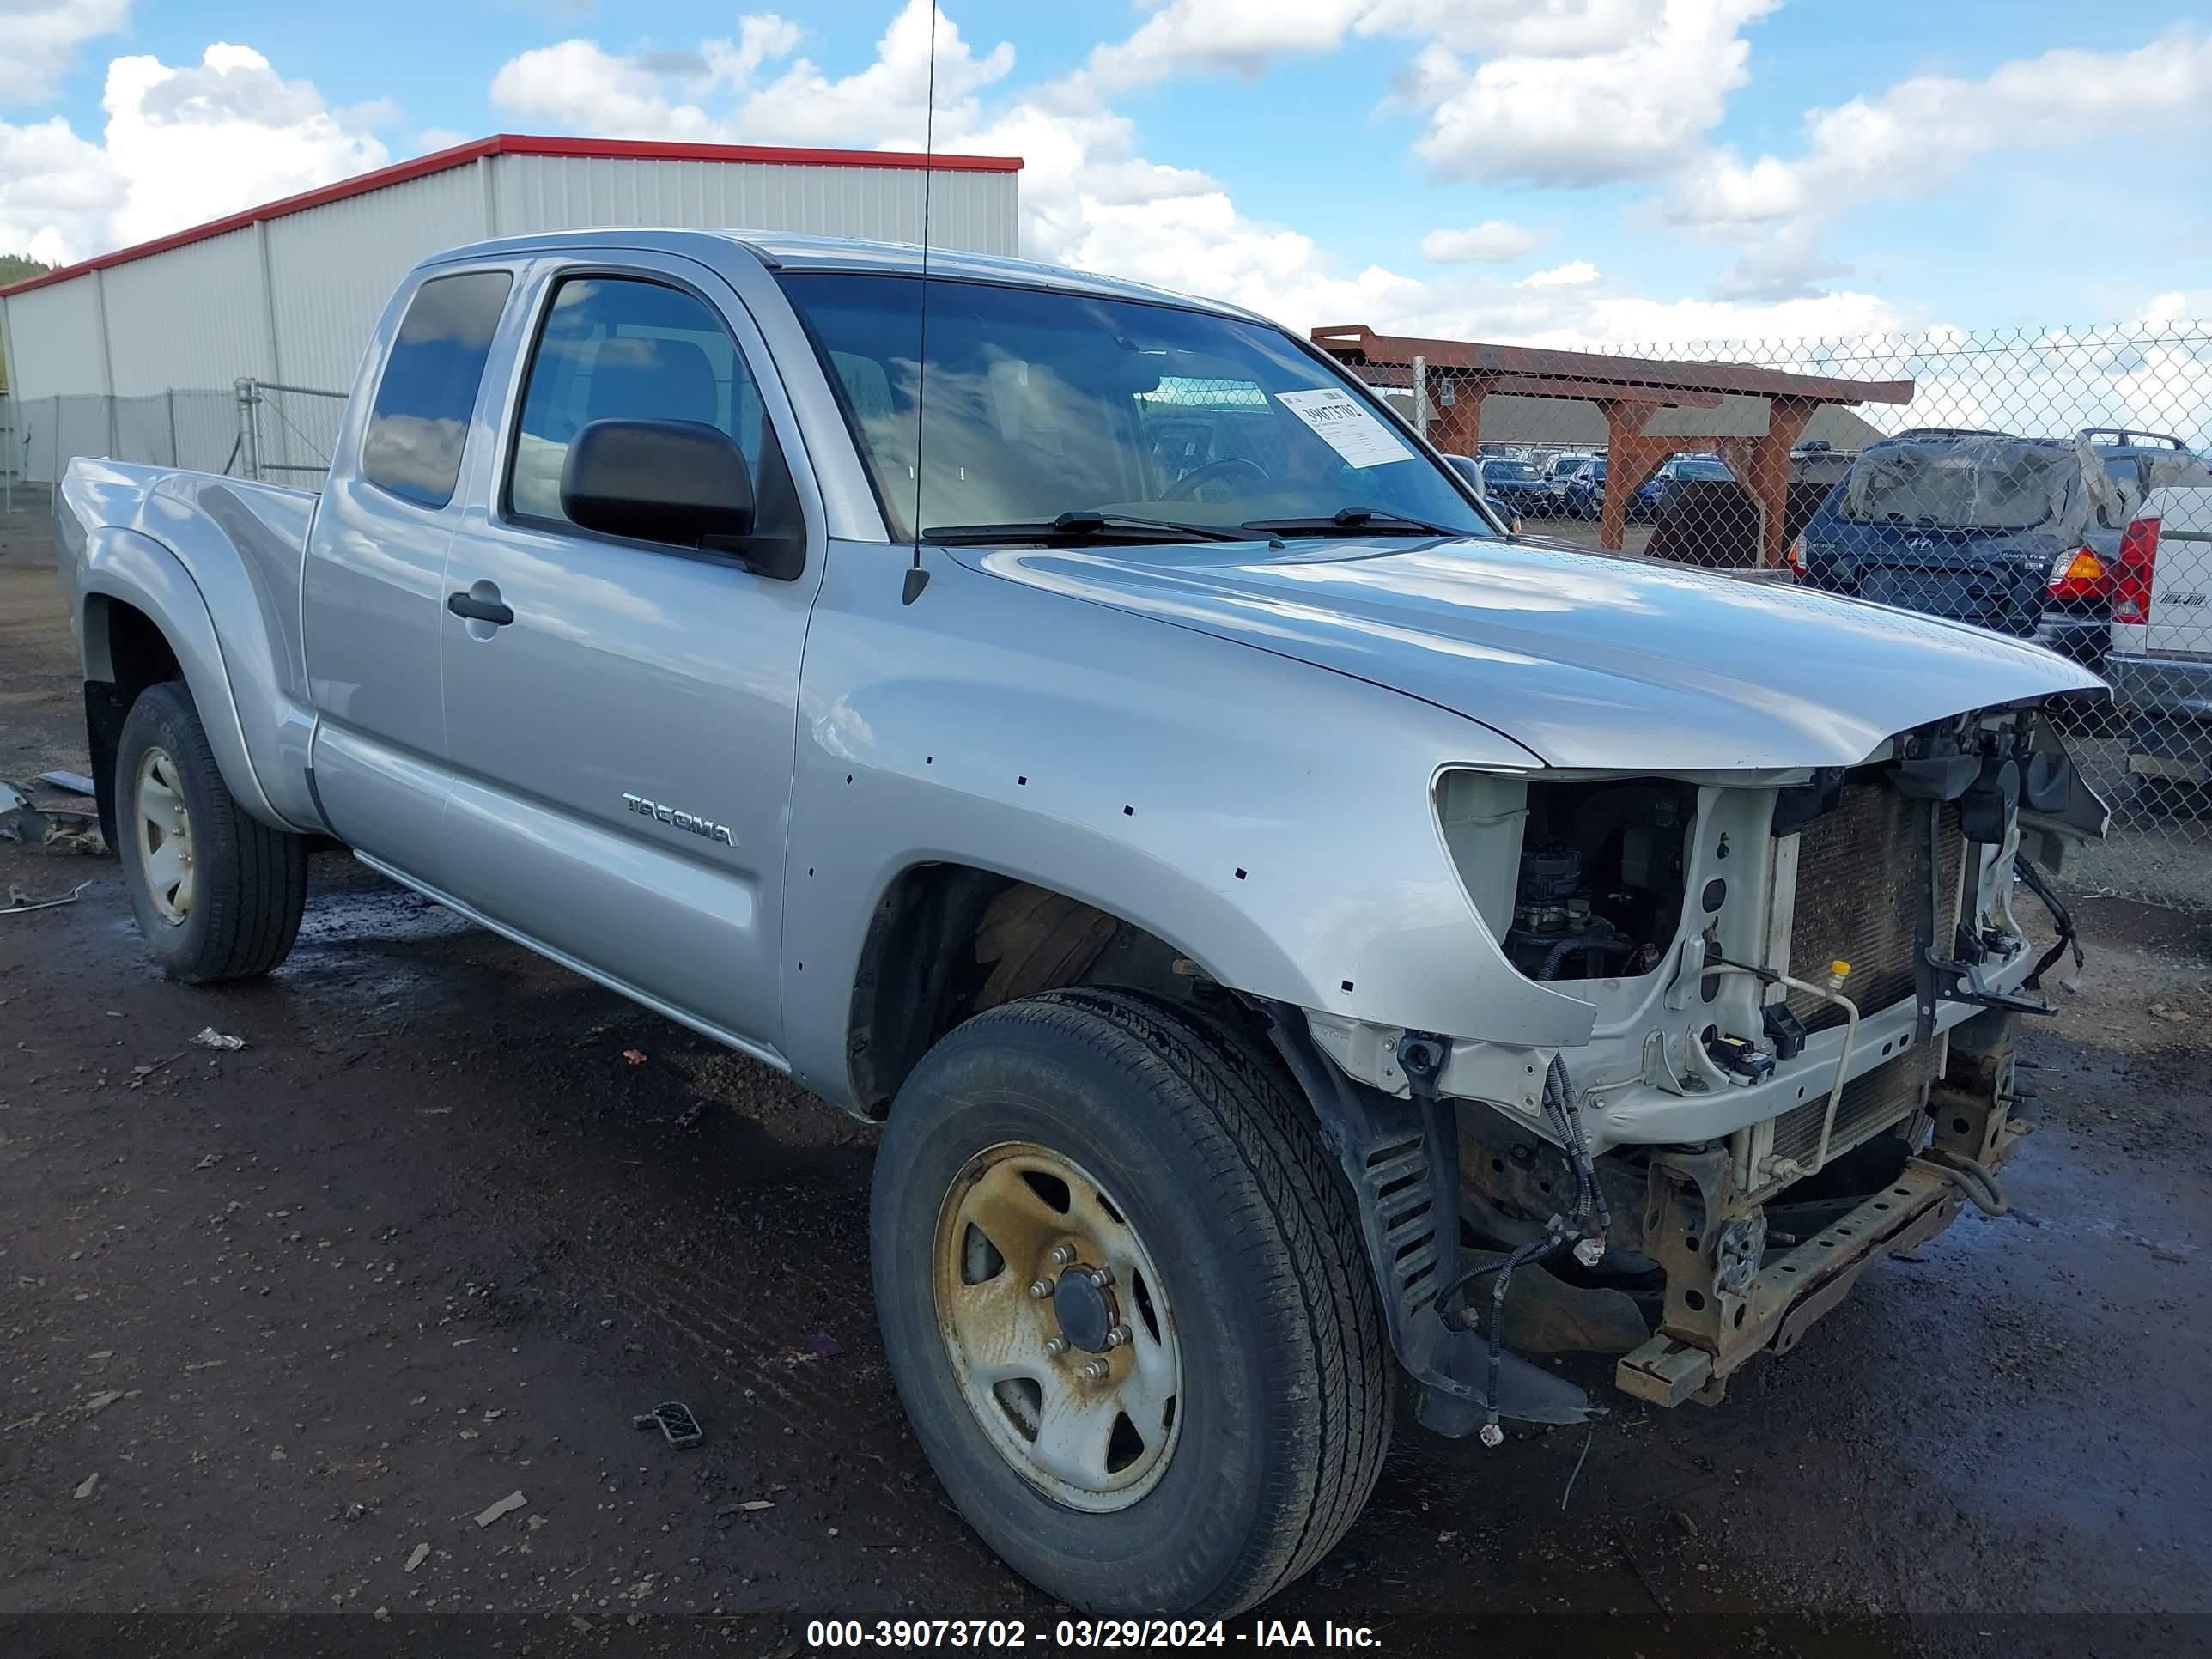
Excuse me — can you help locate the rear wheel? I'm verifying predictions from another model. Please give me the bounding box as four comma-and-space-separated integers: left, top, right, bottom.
115, 681, 307, 981
871, 988, 1391, 1615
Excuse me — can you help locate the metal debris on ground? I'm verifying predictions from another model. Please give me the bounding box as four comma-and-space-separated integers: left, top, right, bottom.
40, 812, 106, 854
190, 1028, 249, 1051
473, 1490, 527, 1528
404, 1542, 430, 1573
128, 1053, 185, 1090
3, 879, 93, 915
631, 1401, 703, 1449
37, 770, 95, 796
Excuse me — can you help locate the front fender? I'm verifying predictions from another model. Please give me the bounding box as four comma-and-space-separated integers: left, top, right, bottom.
78, 526, 299, 834
779, 545, 1600, 1110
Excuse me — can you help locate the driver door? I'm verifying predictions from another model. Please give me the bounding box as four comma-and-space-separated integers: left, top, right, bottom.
434, 255, 823, 1055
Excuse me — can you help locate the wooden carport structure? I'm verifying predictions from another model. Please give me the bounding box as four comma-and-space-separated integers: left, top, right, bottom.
1310, 325, 1915, 568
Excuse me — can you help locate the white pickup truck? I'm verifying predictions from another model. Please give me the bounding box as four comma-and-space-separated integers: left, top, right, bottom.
57, 230, 2106, 1615
2110, 477, 2212, 803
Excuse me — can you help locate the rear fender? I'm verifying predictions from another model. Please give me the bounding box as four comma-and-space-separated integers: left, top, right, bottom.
78, 526, 301, 834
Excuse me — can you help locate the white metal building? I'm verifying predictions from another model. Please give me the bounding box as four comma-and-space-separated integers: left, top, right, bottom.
0, 133, 1021, 483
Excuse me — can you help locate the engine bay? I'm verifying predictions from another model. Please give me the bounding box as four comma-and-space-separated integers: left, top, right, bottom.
1504, 779, 1698, 981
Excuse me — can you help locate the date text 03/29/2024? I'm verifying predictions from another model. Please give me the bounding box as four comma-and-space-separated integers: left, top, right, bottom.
802, 1619, 1383, 1650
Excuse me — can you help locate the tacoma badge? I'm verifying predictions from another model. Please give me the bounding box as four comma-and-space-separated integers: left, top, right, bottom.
623, 793, 735, 848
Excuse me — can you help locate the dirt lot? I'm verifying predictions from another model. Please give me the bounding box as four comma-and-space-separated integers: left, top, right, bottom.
3, 499, 2209, 1656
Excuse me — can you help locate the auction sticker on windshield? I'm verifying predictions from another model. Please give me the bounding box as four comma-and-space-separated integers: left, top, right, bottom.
1273, 387, 1413, 470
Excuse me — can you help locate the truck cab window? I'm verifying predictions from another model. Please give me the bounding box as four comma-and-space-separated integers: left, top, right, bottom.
509, 276, 767, 528
361, 270, 514, 508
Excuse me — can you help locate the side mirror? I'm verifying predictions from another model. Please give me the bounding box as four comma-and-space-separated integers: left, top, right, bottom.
561, 418, 757, 550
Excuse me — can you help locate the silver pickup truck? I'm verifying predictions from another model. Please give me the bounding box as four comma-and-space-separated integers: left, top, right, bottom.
58, 230, 2106, 1616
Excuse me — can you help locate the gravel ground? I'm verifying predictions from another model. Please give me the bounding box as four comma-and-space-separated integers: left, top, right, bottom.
3, 504, 2209, 1657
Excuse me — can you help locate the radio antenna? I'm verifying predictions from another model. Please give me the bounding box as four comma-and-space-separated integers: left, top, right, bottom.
901, 2, 940, 605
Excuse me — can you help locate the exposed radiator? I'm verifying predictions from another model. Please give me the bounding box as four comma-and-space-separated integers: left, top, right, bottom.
1769, 1039, 1940, 1169
1786, 783, 1963, 1031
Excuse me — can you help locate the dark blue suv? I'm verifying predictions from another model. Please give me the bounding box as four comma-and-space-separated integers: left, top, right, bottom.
1795, 428, 2185, 670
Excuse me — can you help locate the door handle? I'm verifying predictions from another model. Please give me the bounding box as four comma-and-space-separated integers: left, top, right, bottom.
447, 589, 514, 627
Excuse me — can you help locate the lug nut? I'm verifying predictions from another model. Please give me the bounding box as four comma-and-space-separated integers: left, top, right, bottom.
1103, 1325, 1130, 1350
1087, 1265, 1115, 1288
1028, 1279, 1053, 1299
1478, 1423, 1504, 1449
1048, 1243, 1077, 1267
1044, 1334, 1070, 1357
1078, 1358, 1110, 1381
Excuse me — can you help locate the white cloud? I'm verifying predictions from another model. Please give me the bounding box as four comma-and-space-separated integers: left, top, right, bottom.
1667, 26, 2212, 299
102, 45, 391, 245
1419, 218, 1538, 264
1085, 0, 1368, 89
0, 0, 128, 105
477, 0, 1919, 348
1401, 0, 1778, 185
1518, 259, 1596, 288
1, 42, 389, 264
492, 0, 1007, 149
0, 114, 118, 263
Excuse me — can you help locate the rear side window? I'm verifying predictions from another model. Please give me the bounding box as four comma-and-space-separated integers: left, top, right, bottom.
362, 271, 513, 509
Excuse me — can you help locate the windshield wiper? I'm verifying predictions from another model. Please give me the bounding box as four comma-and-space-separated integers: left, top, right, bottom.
924, 509, 1252, 545
1242, 507, 1468, 538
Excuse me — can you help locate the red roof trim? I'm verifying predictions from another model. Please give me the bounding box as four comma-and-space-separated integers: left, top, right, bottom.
0, 133, 1024, 299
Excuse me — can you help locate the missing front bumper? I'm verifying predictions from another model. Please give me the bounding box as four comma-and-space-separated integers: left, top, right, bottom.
1617, 1010, 2026, 1407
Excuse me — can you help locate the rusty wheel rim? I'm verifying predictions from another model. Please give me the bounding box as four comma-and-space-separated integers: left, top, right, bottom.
134, 746, 195, 925
932, 1140, 1182, 1512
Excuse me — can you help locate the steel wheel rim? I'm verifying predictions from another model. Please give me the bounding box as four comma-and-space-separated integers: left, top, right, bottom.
134, 746, 195, 924
932, 1140, 1182, 1512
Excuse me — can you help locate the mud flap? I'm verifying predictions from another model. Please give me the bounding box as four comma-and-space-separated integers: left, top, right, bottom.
1265, 1008, 1601, 1434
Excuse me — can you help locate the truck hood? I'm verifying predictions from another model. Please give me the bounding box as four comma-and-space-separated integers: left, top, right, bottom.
961, 536, 2106, 771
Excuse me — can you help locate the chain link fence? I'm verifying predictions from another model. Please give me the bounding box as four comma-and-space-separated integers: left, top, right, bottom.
0, 380, 346, 495
1331, 320, 2212, 908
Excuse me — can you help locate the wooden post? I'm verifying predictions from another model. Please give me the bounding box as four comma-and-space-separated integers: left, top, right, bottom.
1745, 396, 1817, 568
1428, 372, 1490, 458
1598, 399, 1674, 552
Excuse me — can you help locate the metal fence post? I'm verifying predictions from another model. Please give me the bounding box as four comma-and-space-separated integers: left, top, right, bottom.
167, 388, 179, 467
1411, 355, 1428, 438
234, 377, 260, 482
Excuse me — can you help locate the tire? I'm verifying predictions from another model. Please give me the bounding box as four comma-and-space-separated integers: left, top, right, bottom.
871, 988, 1391, 1616
115, 680, 307, 981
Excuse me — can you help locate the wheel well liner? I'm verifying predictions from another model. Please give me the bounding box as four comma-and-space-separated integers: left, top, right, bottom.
81, 595, 183, 849
846, 864, 1196, 1115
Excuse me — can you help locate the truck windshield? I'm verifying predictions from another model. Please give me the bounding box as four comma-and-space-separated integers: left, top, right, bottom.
777, 272, 1495, 544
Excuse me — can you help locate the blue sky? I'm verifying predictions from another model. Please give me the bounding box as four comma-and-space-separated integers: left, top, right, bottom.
5, 0, 2212, 345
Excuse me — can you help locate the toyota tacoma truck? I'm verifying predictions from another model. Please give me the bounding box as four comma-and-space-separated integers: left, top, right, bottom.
56, 230, 2107, 1616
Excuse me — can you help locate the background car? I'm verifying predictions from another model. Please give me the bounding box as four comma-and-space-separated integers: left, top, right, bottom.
1473, 456, 1556, 518
1794, 427, 2199, 670
1541, 452, 1598, 512
1634, 453, 1735, 520
1562, 456, 1607, 519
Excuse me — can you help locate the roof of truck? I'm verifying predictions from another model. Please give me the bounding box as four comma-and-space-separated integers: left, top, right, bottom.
419, 228, 1274, 326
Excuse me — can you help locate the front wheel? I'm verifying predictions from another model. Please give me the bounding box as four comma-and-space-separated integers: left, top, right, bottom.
871, 989, 1391, 1615
115, 681, 307, 981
